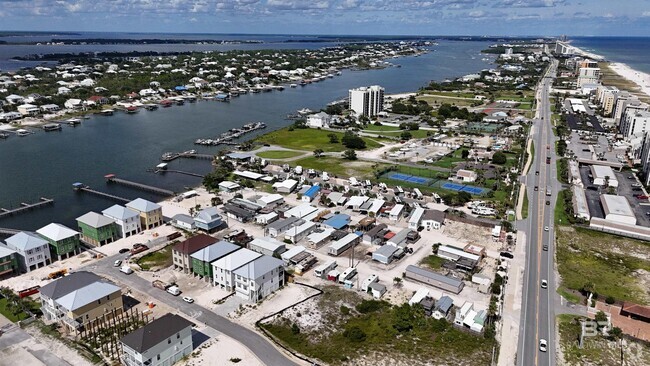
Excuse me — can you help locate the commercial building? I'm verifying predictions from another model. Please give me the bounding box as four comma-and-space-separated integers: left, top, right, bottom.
102, 205, 141, 238
233, 255, 285, 302
36, 223, 80, 260
349, 85, 384, 117
120, 313, 193, 366
76, 212, 118, 246
590, 165, 618, 187
190, 240, 240, 280
172, 234, 219, 274
126, 198, 163, 230
5, 231, 52, 272
40, 272, 123, 334
404, 265, 465, 294
600, 194, 637, 225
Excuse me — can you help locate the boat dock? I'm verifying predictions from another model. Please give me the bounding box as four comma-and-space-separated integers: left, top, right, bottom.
73, 183, 131, 203
105, 174, 175, 196
0, 228, 20, 236
159, 169, 205, 178
0, 197, 54, 219
161, 151, 214, 162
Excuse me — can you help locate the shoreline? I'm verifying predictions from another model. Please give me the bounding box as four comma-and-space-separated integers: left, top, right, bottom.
569, 42, 650, 98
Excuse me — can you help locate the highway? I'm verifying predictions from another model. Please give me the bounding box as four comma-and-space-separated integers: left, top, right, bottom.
517, 59, 560, 366
83, 251, 300, 366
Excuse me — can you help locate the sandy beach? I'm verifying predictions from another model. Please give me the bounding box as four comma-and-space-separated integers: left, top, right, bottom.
609, 62, 650, 98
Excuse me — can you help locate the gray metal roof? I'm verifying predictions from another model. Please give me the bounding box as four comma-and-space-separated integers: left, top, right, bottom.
5, 231, 49, 251
232, 255, 284, 281
195, 207, 221, 223
172, 214, 195, 225
374, 244, 399, 257
405, 265, 464, 287
76, 211, 115, 228
126, 198, 161, 213
0, 243, 16, 258
56, 281, 121, 311
120, 313, 193, 353
102, 205, 140, 221
39, 272, 106, 300
190, 241, 240, 263
265, 216, 300, 231
435, 295, 454, 312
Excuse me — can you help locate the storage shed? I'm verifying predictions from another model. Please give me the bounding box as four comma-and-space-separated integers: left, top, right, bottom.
404, 265, 465, 294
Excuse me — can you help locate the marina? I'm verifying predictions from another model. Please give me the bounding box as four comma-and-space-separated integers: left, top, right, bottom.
194, 121, 266, 146
0, 197, 54, 219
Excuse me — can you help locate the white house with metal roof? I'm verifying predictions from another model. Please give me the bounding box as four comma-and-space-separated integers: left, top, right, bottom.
284, 203, 318, 219
212, 248, 262, 291
5, 231, 52, 272
249, 237, 286, 257
233, 255, 285, 301
408, 206, 425, 230
102, 205, 141, 238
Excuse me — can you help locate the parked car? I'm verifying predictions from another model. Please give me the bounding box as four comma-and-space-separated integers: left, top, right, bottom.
182, 296, 194, 303
118, 248, 130, 254
500, 251, 514, 259
636, 195, 649, 200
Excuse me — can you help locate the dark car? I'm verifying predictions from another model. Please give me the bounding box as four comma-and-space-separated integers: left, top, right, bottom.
500, 251, 514, 259
546, 201, 550, 205
543, 244, 548, 251
534, 186, 539, 191
118, 248, 130, 254
535, 171, 539, 176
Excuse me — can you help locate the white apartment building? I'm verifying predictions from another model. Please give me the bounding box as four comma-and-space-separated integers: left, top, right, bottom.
349, 85, 384, 117
577, 67, 600, 87
620, 109, 650, 139
212, 248, 261, 291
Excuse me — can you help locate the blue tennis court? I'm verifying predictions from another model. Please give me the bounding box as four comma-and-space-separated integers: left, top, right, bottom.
387, 172, 431, 185
442, 182, 485, 194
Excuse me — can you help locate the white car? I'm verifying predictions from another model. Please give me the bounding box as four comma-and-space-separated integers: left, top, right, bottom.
114, 259, 122, 267
182, 296, 194, 303
541, 279, 548, 289
539, 339, 548, 352
544, 226, 549, 232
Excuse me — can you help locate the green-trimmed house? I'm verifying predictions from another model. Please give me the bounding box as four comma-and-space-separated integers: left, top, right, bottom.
0, 243, 18, 278
76, 212, 118, 246
36, 223, 81, 260
190, 240, 240, 281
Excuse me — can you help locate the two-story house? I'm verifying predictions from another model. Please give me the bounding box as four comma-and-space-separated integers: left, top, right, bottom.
102, 205, 142, 238
172, 234, 219, 274
36, 223, 81, 260
212, 248, 261, 291
5, 231, 52, 272
39, 271, 123, 334
126, 198, 163, 230
193, 207, 223, 233
233, 255, 285, 302
120, 313, 194, 366
76, 212, 118, 246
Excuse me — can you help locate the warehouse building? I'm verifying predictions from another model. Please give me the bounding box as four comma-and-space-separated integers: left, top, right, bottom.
600, 194, 637, 225
590, 165, 619, 187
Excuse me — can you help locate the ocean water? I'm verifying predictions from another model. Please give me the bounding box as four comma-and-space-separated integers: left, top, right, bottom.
570, 37, 650, 74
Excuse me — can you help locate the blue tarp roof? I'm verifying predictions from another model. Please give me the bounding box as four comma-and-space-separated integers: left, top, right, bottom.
175, 86, 187, 91
304, 185, 321, 198
323, 213, 350, 229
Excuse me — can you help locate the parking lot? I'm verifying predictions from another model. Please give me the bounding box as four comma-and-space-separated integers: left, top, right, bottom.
578, 166, 650, 226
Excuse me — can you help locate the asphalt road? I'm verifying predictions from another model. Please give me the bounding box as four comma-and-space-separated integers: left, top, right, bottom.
85, 252, 300, 366
518, 59, 560, 366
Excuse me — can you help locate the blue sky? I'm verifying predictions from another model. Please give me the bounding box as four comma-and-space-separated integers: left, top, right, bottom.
0, 0, 648, 36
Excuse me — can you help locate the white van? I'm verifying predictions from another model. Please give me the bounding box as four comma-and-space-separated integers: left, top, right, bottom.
120, 266, 133, 275
322, 171, 329, 181
166, 285, 181, 296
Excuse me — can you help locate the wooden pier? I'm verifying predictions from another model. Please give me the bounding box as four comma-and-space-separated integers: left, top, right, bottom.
0, 228, 21, 236
160, 169, 205, 178
105, 174, 175, 196
0, 197, 54, 219
161, 152, 214, 162
73, 183, 131, 203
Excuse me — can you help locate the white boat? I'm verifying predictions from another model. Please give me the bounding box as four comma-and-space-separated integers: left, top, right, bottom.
290, 84, 298, 88
16, 129, 30, 136
297, 108, 313, 115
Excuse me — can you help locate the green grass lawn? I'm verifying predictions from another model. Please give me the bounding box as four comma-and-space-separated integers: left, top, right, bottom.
0, 298, 30, 322
521, 190, 529, 219
420, 255, 447, 270
417, 95, 475, 107
556, 227, 650, 304
293, 156, 388, 179
256, 150, 305, 159
363, 125, 431, 139
136, 245, 173, 271
255, 128, 381, 152
554, 189, 572, 225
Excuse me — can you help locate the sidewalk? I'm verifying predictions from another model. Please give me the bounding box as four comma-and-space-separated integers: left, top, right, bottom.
497, 230, 527, 366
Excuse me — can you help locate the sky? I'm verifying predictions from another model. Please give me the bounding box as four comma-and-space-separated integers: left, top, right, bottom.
0, 0, 649, 36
